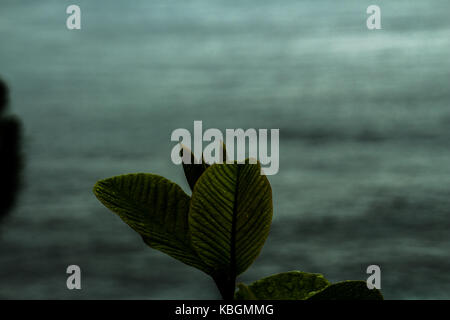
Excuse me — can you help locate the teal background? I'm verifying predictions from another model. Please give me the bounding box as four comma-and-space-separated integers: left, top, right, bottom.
0, 0, 449, 299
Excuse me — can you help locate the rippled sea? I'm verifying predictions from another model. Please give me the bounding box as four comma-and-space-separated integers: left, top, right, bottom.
1, 0, 450, 299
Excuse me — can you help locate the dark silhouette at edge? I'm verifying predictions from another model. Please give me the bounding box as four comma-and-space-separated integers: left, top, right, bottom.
0, 78, 23, 225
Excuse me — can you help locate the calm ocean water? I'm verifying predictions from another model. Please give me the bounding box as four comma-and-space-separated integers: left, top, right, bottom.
0, 0, 450, 299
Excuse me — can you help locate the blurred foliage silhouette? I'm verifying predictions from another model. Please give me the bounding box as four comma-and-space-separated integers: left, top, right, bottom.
0, 78, 23, 225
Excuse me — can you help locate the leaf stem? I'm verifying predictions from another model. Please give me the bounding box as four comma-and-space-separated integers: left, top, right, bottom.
213, 275, 236, 300
227, 165, 240, 297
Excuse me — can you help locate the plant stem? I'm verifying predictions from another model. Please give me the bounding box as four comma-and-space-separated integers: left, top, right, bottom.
213, 275, 236, 300
213, 166, 241, 300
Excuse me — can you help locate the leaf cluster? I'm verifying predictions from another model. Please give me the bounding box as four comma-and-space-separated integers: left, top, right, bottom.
93, 145, 382, 300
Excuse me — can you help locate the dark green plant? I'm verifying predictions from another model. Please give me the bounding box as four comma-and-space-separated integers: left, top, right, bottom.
93, 146, 383, 300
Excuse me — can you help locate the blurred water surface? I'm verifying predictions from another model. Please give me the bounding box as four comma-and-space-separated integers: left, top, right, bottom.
0, 0, 449, 299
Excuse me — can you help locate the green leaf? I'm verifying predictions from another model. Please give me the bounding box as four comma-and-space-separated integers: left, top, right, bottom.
189, 160, 273, 279
235, 283, 257, 300
93, 173, 211, 274
235, 271, 330, 300
181, 146, 209, 191
307, 280, 383, 300
181, 142, 227, 191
